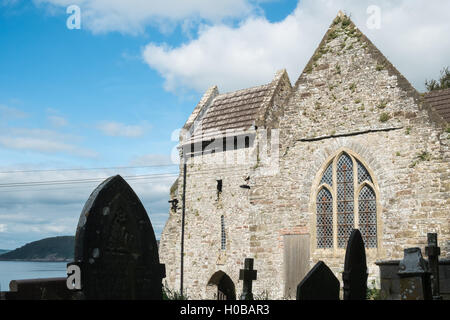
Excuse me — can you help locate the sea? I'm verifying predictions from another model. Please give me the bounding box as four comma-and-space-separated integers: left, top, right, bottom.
0, 261, 68, 292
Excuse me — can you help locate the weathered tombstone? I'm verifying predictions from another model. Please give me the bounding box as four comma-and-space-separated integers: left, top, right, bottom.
239, 258, 257, 300
342, 229, 368, 300
296, 261, 340, 300
72, 175, 165, 299
425, 233, 442, 300
398, 247, 432, 300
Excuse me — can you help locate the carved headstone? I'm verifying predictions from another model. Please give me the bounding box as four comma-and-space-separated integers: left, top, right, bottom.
342, 229, 368, 300
398, 247, 432, 300
73, 175, 165, 299
296, 261, 340, 300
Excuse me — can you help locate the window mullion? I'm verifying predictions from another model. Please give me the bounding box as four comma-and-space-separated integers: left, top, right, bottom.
353, 156, 359, 230
332, 156, 338, 252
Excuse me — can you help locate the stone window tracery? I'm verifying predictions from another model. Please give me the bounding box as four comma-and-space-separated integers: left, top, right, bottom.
316, 152, 378, 249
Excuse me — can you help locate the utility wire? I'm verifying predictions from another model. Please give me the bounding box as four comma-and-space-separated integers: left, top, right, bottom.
0, 173, 179, 189
0, 164, 178, 175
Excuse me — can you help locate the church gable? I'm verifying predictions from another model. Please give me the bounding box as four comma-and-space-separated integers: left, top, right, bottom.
185, 70, 292, 144
281, 12, 435, 142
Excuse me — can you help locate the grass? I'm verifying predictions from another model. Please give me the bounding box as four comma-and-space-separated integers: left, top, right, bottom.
162, 282, 189, 300
379, 113, 390, 123
417, 151, 431, 161
335, 64, 341, 75
377, 99, 389, 109
367, 280, 381, 300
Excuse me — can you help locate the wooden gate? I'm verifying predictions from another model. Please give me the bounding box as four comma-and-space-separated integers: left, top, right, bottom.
283, 234, 310, 299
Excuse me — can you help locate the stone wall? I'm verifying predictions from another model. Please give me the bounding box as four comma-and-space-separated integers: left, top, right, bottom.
159, 14, 450, 300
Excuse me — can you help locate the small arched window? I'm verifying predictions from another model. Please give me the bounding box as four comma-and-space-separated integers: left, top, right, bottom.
221, 215, 226, 250
315, 152, 378, 249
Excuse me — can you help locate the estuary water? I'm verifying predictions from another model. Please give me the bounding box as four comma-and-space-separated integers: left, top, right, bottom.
0, 261, 68, 291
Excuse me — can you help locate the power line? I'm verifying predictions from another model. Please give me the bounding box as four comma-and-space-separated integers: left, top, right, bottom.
0, 175, 178, 193
0, 173, 179, 189
0, 164, 179, 175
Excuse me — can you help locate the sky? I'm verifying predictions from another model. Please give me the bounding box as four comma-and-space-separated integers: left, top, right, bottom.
0, 0, 449, 249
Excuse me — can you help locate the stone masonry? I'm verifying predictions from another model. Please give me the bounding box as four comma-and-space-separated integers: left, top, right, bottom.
159, 12, 450, 299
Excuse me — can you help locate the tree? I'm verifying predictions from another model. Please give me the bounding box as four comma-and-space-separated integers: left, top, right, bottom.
425, 67, 450, 92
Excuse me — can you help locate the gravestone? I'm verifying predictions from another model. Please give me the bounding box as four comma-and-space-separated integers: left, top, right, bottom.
342, 229, 368, 300
73, 175, 165, 299
239, 258, 257, 300
296, 261, 340, 300
425, 233, 442, 299
398, 247, 432, 300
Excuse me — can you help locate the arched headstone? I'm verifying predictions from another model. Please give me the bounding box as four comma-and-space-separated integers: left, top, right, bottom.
296, 261, 340, 300
342, 229, 368, 300
73, 175, 165, 299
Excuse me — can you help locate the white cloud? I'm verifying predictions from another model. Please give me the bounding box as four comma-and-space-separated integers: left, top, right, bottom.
34, 0, 270, 34
0, 104, 28, 120
143, 0, 450, 93
0, 128, 98, 158
0, 167, 175, 248
97, 121, 149, 138
131, 154, 175, 166
48, 115, 68, 127
0, 224, 7, 233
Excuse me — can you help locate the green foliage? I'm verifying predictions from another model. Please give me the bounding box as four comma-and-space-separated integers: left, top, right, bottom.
425, 66, 450, 91
406, 127, 411, 135
446, 127, 450, 133
366, 280, 381, 300
379, 113, 390, 123
335, 64, 341, 75
349, 83, 356, 93
328, 29, 339, 40
377, 99, 389, 109
417, 151, 431, 161
341, 16, 352, 28
376, 64, 384, 71
162, 282, 189, 300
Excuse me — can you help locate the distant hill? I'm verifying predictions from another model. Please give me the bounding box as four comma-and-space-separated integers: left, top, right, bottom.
0, 249, 10, 255
0, 236, 74, 262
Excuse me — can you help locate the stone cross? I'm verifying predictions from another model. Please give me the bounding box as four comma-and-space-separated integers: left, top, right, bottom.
425, 233, 442, 300
342, 229, 368, 300
296, 261, 340, 300
239, 258, 257, 300
73, 175, 165, 300
398, 247, 432, 300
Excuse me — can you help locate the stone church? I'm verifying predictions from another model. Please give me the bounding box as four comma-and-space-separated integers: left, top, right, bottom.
159, 12, 450, 299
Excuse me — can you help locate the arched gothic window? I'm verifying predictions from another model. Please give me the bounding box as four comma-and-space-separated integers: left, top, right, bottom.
316, 152, 378, 249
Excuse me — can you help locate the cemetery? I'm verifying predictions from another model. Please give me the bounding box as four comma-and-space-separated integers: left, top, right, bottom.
0, 175, 447, 301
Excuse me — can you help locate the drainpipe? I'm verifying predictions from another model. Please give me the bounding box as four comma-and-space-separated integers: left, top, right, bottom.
180, 160, 187, 296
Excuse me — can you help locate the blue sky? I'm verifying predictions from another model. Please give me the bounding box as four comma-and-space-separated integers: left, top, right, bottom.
0, 0, 449, 249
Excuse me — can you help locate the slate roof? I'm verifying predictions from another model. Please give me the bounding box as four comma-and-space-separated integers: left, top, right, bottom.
423, 88, 450, 123
187, 82, 275, 142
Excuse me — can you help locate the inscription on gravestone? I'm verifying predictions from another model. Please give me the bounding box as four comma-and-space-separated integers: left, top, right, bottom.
342, 229, 368, 300
296, 261, 340, 300
73, 175, 165, 299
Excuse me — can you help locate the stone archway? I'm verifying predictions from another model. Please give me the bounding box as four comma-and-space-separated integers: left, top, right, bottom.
207, 271, 236, 300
